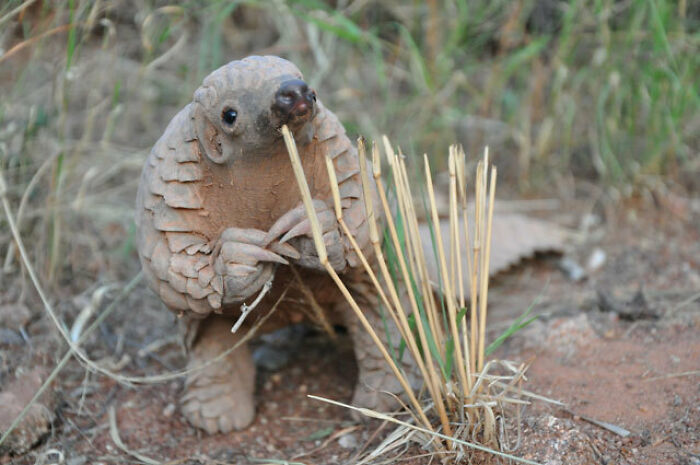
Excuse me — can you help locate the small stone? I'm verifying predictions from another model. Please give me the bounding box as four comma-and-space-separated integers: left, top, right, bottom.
586, 248, 606, 272
673, 395, 682, 406
559, 257, 586, 281
338, 433, 358, 449
67, 456, 88, 465
162, 403, 176, 417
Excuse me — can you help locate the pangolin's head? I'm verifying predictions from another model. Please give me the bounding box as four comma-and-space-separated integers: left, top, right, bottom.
193, 56, 318, 164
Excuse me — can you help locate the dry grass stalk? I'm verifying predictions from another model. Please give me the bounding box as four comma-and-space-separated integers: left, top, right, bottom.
282, 125, 539, 463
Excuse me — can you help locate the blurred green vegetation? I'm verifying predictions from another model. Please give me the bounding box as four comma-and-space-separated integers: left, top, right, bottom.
0, 0, 698, 285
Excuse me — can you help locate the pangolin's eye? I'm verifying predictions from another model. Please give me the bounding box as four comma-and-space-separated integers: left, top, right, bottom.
222, 108, 237, 125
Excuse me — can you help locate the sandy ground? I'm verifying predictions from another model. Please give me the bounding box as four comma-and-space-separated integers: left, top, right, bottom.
1, 200, 698, 465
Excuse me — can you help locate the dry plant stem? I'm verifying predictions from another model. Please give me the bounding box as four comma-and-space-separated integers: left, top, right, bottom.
354, 142, 421, 350
0, 0, 37, 28
390, 151, 445, 363
478, 166, 497, 372
355, 144, 449, 430
397, 155, 446, 351
449, 150, 473, 394
232, 279, 272, 333
371, 146, 452, 434
449, 149, 464, 307
392, 154, 442, 345
281, 126, 436, 436
372, 144, 439, 373
371, 150, 453, 441
109, 405, 160, 465
424, 155, 470, 400
3, 151, 61, 272
323, 154, 409, 345
455, 147, 473, 285
47, 156, 64, 283
396, 156, 455, 414
309, 395, 542, 465
0, 24, 76, 64
289, 264, 336, 339
470, 161, 484, 373
455, 147, 475, 386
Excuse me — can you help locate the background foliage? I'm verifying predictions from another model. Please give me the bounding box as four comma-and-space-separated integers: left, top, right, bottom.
0, 0, 698, 287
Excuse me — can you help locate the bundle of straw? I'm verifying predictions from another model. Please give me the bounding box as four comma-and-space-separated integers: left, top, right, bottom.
282, 125, 542, 464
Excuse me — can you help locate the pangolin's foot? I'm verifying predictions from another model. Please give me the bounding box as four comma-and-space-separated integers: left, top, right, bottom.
180, 316, 256, 434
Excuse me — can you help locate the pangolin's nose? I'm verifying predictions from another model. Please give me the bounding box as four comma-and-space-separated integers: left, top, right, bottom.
274, 79, 316, 116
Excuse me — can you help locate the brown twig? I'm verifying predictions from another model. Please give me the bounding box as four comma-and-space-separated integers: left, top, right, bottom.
0, 23, 75, 64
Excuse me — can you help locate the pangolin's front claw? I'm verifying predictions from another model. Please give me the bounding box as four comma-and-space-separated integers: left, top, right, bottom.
265, 200, 346, 272
263, 199, 329, 245
220, 242, 289, 266
279, 208, 336, 244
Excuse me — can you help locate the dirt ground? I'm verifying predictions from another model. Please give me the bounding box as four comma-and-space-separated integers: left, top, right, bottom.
0, 197, 698, 465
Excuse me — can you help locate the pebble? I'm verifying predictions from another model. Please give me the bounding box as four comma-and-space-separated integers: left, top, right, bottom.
586, 248, 606, 272
338, 433, 358, 449
559, 257, 586, 282
162, 403, 176, 417
67, 456, 88, 465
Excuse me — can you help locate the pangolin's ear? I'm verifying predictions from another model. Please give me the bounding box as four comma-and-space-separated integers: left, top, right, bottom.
193, 88, 233, 164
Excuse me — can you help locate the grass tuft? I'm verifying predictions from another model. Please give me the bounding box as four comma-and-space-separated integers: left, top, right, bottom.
283, 125, 552, 463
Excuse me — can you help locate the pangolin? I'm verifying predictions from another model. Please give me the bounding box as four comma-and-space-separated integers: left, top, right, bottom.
135, 56, 410, 434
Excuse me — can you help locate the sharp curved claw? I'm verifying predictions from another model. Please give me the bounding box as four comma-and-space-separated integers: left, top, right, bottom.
220, 228, 267, 246
279, 219, 311, 244
221, 242, 288, 266
269, 241, 301, 260
280, 208, 337, 244
264, 210, 302, 246
264, 200, 330, 246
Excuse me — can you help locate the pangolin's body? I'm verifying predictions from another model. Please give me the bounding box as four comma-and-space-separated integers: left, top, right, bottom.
136, 56, 406, 433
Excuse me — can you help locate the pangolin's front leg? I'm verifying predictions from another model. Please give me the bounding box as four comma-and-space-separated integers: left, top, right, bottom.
140, 219, 299, 316
140, 220, 298, 433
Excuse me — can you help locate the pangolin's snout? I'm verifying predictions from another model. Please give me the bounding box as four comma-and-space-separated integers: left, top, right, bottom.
273, 79, 316, 121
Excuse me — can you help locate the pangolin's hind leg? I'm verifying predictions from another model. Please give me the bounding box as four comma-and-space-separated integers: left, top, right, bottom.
337, 284, 422, 413
180, 315, 256, 433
